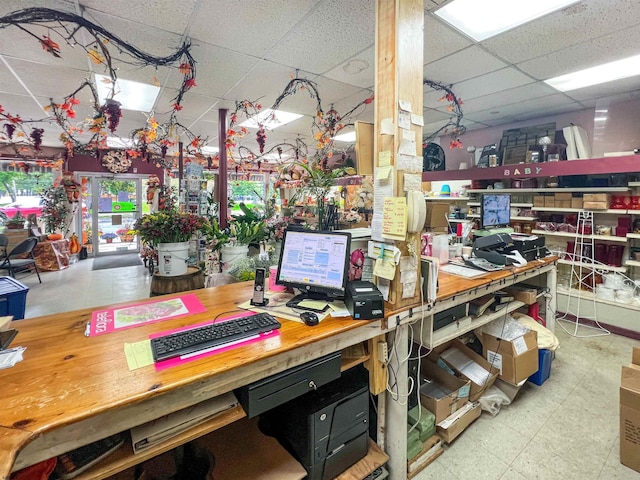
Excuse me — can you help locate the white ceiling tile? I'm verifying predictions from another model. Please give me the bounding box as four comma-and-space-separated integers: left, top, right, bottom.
424, 0, 450, 12
154, 89, 221, 120
564, 76, 640, 102
517, 23, 640, 80
322, 46, 375, 89
265, 0, 375, 74
449, 68, 536, 102
483, 0, 640, 64
189, 0, 320, 58
467, 94, 580, 125
424, 46, 506, 85
423, 14, 472, 65
456, 82, 559, 114
81, 0, 197, 36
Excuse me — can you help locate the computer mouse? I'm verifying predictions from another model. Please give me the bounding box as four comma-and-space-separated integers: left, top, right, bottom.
300, 311, 319, 326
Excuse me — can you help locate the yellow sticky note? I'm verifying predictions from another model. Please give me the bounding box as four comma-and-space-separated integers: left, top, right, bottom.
124, 340, 154, 370
374, 258, 396, 280
379, 150, 391, 166
377, 165, 392, 180
382, 197, 407, 241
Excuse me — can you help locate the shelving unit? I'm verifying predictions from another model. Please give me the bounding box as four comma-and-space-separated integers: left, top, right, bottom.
557, 258, 627, 273
531, 230, 628, 242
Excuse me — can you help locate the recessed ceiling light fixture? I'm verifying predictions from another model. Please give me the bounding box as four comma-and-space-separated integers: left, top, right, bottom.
239, 109, 303, 130
95, 74, 160, 112
333, 131, 356, 142
434, 0, 580, 41
544, 54, 640, 91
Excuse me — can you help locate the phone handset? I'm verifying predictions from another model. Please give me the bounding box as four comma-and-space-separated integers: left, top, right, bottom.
407, 191, 427, 234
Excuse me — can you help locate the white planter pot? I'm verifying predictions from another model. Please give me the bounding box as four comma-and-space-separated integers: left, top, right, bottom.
156, 241, 190, 276
220, 244, 249, 271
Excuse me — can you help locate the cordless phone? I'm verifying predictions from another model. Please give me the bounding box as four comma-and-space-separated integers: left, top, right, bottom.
250, 268, 269, 306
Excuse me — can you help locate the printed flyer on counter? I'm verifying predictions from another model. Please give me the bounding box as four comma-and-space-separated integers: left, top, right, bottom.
89, 293, 206, 336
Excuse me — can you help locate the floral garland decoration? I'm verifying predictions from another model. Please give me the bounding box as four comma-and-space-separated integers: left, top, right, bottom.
423, 79, 465, 149
101, 150, 132, 174
0, 7, 197, 156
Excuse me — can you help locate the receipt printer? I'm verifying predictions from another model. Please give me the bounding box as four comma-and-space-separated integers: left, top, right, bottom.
345, 281, 385, 320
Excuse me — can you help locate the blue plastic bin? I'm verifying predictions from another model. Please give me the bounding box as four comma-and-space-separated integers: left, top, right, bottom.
528, 349, 553, 386
0, 277, 29, 320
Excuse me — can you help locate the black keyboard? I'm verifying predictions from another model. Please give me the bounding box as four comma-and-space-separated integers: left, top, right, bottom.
150, 313, 281, 362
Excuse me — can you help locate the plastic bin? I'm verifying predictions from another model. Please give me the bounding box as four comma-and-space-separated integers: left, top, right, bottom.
528, 349, 553, 386
0, 277, 29, 320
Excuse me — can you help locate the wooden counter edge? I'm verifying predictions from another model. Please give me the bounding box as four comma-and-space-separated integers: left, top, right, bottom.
0, 427, 34, 479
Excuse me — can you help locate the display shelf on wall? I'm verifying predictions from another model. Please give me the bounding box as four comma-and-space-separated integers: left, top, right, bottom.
627, 233, 640, 240
468, 187, 628, 194
624, 260, 640, 268
424, 196, 470, 201
557, 258, 627, 273
531, 230, 628, 242
512, 202, 534, 208
532, 207, 624, 214
422, 155, 640, 182
558, 286, 640, 314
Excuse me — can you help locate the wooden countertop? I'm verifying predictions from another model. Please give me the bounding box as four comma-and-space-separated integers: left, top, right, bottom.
0, 282, 380, 474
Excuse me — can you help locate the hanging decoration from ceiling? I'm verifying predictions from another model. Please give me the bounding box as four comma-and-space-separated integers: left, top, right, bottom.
0, 7, 198, 160
226, 74, 374, 178
423, 79, 465, 149
101, 150, 133, 174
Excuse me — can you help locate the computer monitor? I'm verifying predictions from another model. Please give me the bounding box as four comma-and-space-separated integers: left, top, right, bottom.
276, 229, 351, 311
480, 193, 511, 229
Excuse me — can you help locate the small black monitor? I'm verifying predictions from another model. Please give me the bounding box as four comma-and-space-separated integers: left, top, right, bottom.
276, 229, 351, 311
480, 193, 511, 229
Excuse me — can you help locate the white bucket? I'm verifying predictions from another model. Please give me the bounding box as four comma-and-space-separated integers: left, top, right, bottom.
156, 241, 189, 276
221, 244, 249, 271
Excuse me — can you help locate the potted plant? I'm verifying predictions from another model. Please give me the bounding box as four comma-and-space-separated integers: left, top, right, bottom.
116, 228, 135, 242
100, 232, 117, 243
40, 185, 71, 236
133, 210, 208, 276
4, 210, 25, 230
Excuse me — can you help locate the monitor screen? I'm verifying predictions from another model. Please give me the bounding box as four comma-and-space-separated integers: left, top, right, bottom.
276, 229, 351, 301
480, 193, 511, 229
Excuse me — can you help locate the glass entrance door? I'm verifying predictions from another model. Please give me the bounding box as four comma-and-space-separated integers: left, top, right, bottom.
79, 175, 144, 256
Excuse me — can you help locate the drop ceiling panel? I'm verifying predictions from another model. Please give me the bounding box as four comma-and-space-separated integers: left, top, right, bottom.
483, 0, 640, 65
424, 46, 506, 85
322, 46, 375, 89
448, 68, 536, 102
154, 89, 221, 121
313, 76, 368, 108
468, 94, 579, 125
423, 14, 472, 65
265, 0, 375, 74
517, 23, 640, 80
564, 76, 640, 102
189, 0, 320, 58
0, 28, 87, 70
456, 82, 560, 114
81, 0, 197, 35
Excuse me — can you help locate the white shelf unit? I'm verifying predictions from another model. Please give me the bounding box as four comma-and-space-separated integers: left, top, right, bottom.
531, 230, 628, 242
532, 207, 623, 214
467, 187, 628, 194
425, 196, 470, 201
557, 258, 627, 273
624, 260, 640, 267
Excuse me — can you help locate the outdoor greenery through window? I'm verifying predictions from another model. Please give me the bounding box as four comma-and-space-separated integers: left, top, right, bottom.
0, 168, 55, 218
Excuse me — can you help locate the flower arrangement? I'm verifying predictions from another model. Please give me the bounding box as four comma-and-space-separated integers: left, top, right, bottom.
100, 232, 117, 240
266, 216, 291, 242
342, 210, 362, 224
133, 210, 207, 247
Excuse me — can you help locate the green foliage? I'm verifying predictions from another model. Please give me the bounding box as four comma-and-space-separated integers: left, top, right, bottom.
40, 186, 71, 234
226, 255, 273, 281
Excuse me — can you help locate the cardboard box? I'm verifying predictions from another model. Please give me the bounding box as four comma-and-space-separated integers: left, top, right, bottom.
620, 347, 640, 473
436, 401, 481, 443
571, 197, 583, 209
478, 330, 539, 385
426, 202, 451, 233
419, 361, 471, 424
543, 196, 555, 207
533, 196, 545, 207
554, 192, 572, 201
584, 193, 608, 203
555, 200, 571, 209
435, 340, 500, 401
583, 201, 608, 210
504, 285, 538, 305
407, 434, 443, 479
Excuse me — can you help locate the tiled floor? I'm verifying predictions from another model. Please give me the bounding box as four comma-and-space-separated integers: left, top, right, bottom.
17, 260, 640, 480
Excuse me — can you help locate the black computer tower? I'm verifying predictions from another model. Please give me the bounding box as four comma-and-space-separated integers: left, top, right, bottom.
260, 366, 370, 480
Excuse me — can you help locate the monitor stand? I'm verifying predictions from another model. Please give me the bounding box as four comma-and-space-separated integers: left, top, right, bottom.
474, 227, 514, 237
285, 292, 332, 313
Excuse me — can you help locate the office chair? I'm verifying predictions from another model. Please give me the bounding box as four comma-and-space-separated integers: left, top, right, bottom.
0, 237, 42, 283
0, 234, 8, 259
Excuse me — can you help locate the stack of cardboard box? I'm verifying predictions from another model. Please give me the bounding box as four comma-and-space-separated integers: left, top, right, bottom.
583, 193, 609, 210
620, 347, 640, 473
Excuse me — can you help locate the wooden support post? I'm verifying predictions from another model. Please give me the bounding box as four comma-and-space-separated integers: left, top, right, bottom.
374, 0, 424, 310
365, 334, 388, 395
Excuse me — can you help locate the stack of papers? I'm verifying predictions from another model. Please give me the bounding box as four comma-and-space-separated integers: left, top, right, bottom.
130, 392, 238, 453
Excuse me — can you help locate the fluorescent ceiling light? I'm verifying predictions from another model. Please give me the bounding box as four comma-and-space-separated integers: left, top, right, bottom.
95, 74, 160, 112
544, 54, 640, 91
262, 152, 290, 161
239, 109, 303, 130
435, 0, 579, 41
333, 131, 356, 142
201, 146, 219, 154
106, 137, 134, 148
